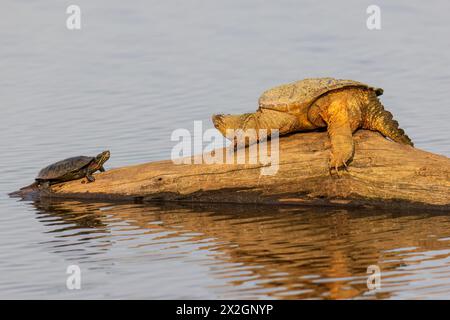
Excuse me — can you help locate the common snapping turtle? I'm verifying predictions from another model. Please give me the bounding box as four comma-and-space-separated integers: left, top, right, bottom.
34, 150, 110, 188
212, 78, 413, 171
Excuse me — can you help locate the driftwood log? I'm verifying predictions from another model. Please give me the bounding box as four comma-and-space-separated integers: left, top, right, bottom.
14, 130, 450, 211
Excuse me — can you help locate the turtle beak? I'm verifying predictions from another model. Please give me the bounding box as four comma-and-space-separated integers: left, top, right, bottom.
212, 114, 231, 137
213, 114, 248, 136
212, 114, 225, 129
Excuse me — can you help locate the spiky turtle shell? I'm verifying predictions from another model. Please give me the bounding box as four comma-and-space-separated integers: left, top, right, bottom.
36, 156, 94, 180
258, 77, 383, 114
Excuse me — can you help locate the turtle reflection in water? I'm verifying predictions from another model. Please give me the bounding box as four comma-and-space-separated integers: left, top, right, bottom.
33, 150, 110, 188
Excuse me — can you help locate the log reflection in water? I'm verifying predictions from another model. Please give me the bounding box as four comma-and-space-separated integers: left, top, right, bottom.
30, 199, 450, 299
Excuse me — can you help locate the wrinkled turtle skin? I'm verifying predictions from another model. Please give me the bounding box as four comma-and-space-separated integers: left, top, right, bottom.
212, 78, 412, 172
35, 150, 110, 187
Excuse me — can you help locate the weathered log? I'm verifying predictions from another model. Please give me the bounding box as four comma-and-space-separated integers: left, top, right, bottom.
13, 130, 450, 211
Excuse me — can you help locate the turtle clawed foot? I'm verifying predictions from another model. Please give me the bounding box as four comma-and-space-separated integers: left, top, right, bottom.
83, 175, 95, 184
323, 140, 332, 150
328, 153, 351, 177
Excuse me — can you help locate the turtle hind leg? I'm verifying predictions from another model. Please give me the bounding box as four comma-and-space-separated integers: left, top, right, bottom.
38, 181, 51, 189
362, 95, 413, 146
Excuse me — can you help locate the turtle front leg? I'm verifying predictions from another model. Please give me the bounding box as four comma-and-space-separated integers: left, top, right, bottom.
322, 101, 355, 174
99, 166, 105, 172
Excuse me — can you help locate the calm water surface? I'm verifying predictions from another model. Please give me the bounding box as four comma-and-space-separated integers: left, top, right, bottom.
0, 0, 449, 299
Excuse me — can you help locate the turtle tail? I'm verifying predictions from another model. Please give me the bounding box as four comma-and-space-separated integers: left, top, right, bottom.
8, 181, 39, 198
362, 94, 413, 146
20, 181, 39, 190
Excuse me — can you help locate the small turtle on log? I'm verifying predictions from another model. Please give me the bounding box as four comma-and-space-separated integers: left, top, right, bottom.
212, 78, 413, 172
29, 150, 110, 189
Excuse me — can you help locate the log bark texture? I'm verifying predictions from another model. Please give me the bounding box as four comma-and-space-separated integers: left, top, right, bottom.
15, 130, 450, 211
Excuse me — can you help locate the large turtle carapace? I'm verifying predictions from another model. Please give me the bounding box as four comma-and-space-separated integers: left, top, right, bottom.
35, 150, 110, 187
212, 78, 412, 172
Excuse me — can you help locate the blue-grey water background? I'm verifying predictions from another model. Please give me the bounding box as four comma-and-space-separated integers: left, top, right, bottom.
0, 0, 449, 299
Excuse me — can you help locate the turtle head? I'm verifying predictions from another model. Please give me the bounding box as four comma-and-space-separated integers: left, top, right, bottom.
95, 150, 110, 167
212, 114, 249, 137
